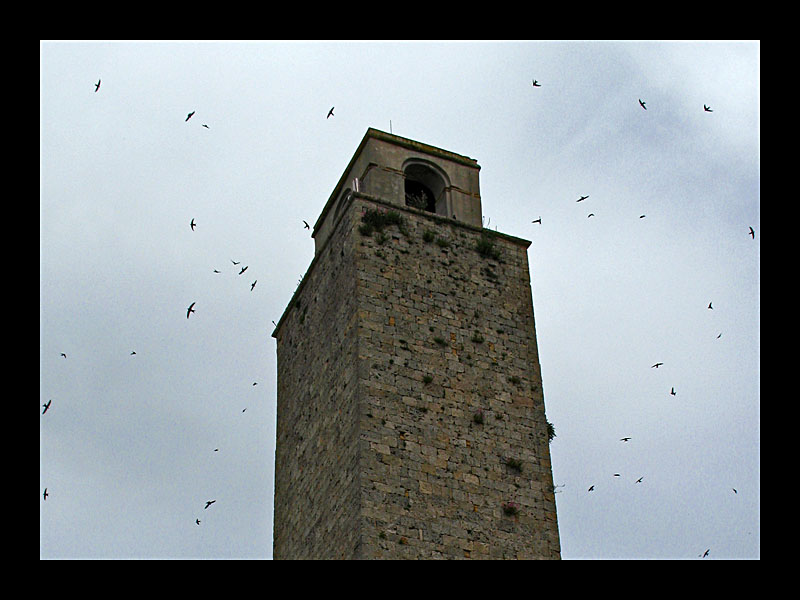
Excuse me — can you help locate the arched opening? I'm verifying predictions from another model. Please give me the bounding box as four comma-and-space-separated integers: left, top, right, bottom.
404, 161, 447, 215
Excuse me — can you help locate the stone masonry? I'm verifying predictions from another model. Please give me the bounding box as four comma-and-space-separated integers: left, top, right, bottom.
272, 130, 560, 559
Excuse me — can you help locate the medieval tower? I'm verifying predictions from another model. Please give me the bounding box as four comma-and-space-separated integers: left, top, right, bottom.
272, 128, 560, 559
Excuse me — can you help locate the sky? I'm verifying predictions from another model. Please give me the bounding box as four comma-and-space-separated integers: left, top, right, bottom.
40, 40, 759, 559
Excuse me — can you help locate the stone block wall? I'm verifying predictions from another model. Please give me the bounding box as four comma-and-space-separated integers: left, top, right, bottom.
273, 192, 560, 559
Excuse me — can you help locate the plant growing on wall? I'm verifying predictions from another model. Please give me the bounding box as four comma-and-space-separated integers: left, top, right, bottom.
502, 501, 519, 516
503, 456, 523, 473
473, 408, 484, 425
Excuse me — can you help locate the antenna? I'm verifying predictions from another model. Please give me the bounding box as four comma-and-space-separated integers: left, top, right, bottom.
390, 120, 392, 134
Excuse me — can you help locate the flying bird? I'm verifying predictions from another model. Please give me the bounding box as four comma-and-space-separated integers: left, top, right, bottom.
186, 111, 195, 121
639, 99, 647, 110
732, 488, 738, 494
204, 500, 216, 509
327, 107, 334, 119
196, 519, 201, 525
231, 259, 240, 265
588, 485, 594, 492
239, 266, 248, 275
587, 213, 595, 218
704, 104, 713, 112
251, 280, 257, 291
577, 195, 589, 202
214, 448, 219, 452
190, 218, 196, 231
670, 387, 676, 396
532, 79, 541, 87
620, 437, 631, 442
717, 332, 722, 339
635, 477, 643, 483
94, 79, 101, 92
252, 382, 258, 386
303, 220, 310, 229
639, 214, 646, 218
213, 269, 221, 273
613, 474, 620, 477
531, 217, 542, 224
749, 226, 755, 239
242, 408, 247, 413
60, 353, 67, 358
700, 549, 710, 558
43, 488, 49, 500
130, 351, 136, 355
42, 399, 52, 415
187, 302, 196, 319
202, 124, 209, 128
708, 302, 713, 310
651, 362, 663, 368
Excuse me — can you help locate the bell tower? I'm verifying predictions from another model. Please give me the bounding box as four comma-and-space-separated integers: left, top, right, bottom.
272, 128, 560, 559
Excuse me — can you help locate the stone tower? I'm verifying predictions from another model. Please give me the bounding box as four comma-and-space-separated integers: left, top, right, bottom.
272, 128, 560, 559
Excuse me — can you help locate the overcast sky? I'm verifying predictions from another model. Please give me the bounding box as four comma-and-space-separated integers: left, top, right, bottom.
40, 40, 759, 559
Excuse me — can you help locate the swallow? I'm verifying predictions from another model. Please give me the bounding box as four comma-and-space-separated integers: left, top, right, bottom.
94, 79, 101, 92
186, 111, 195, 122
704, 104, 713, 112
202, 124, 209, 128
613, 474, 621, 477
577, 195, 589, 202
651, 362, 663, 368
272, 320, 277, 327
639, 215, 646, 218
60, 353, 67, 358
635, 477, 643, 483
639, 99, 647, 110
532, 79, 541, 87
252, 382, 257, 386
43, 488, 48, 500
708, 302, 713, 310
732, 488, 738, 494
620, 437, 631, 442
239, 266, 248, 275
214, 448, 219, 452
588, 485, 594, 492
196, 519, 201, 525
130, 351, 136, 355
303, 220, 310, 229
531, 217, 542, 224
717, 332, 722, 339
701, 549, 710, 558
231, 260, 240, 265
242, 408, 247, 413
670, 387, 676, 396
42, 399, 52, 415
587, 213, 595, 218
187, 302, 196, 319
327, 107, 334, 119
204, 500, 216, 509
251, 280, 257, 291
213, 269, 221, 273
190, 218, 196, 231
749, 226, 755, 239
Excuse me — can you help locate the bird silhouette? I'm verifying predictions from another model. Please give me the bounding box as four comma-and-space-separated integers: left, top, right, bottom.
252, 382, 258, 386
251, 280, 257, 291
531, 217, 542, 224
700, 549, 710, 558
717, 332, 722, 339
213, 269, 221, 273
187, 302, 196, 319
613, 474, 621, 477
242, 408, 247, 413
577, 195, 589, 202
587, 213, 595, 218
190, 218, 196, 231
704, 104, 713, 112
303, 220, 310, 229
60, 353, 67, 358
327, 107, 334, 119
186, 111, 195, 121
670, 387, 676, 396
620, 437, 631, 442
588, 485, 594, 492
639, 215, 646, 219
196, 519, 201, 525
635, 477, 643, 483
239, 266, 248, 275
94, 79, 101, 92
732, 488, 738, 494
651, 362, 663, 368
130, 351, 136, 355
43, 488, 49, 500
202, 124, 209, 128
708, 302, 713, 310
204, 500, 216, 509
42, 399, 52, 415
532, 79, 541, 87
639, 99, 647, 110
231, 259, 240, 265
749, 226, 755, 239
